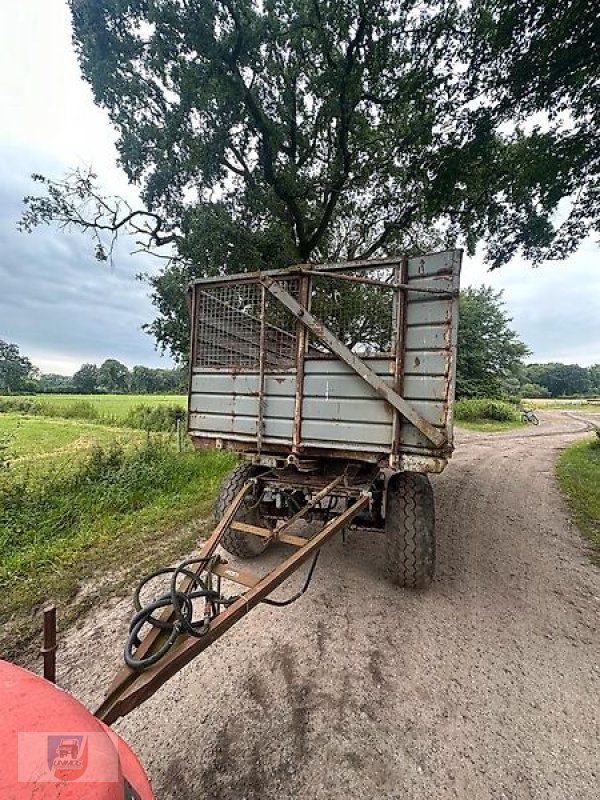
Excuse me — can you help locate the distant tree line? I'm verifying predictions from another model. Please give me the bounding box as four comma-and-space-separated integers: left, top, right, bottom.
2, 321, 598, 400
0, 340, 184, 394
520, 363, 600, 399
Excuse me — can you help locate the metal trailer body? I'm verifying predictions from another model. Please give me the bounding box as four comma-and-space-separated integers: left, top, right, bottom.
94, 250, 462, 725
187, 250, 461, 472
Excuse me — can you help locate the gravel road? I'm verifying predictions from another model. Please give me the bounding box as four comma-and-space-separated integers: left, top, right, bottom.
55, 411, 600, 800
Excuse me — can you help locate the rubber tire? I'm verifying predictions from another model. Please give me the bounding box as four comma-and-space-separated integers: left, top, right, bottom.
385, 472, 435, 589
214, 463, 270, 559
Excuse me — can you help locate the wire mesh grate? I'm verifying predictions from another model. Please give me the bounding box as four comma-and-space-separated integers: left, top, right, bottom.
194, 280, 301, 370
309, 271, 396, 355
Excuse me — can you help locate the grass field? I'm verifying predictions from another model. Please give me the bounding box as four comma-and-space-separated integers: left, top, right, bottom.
0, 405, 235, 658
8, 393, 187, 418
526, 398, 600, 411
0, 413, 142, 467
557, 435, 600, 565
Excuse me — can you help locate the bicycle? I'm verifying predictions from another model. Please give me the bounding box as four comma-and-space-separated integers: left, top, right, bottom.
521, 408, 540, 425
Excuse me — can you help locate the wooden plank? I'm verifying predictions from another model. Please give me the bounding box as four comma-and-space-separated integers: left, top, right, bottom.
231, 521, 307, 548
211, 562, 260, 589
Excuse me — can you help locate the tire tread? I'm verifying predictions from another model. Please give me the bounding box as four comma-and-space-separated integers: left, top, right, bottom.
385, 472, 435, 589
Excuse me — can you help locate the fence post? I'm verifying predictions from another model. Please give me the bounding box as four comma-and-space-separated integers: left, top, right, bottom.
176, 414, 183, 453
41, 605, 57, 684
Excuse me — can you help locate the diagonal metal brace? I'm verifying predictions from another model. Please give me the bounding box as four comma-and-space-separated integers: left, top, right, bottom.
261, 276, 448, 450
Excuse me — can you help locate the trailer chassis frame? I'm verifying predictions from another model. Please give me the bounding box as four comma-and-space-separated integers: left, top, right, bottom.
95, 466, 372, 724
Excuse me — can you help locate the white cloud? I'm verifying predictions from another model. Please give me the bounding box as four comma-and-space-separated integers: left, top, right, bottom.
462, 240, 600, 366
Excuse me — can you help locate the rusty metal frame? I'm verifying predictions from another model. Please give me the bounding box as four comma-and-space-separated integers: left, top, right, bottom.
307, 269, 457, 297
391, 256, 409, 466
256, 284, 267, 453
95, 475, 370, 725
292, 275, 310, 452
260, 275, 448, 450
188, 251, 458, 290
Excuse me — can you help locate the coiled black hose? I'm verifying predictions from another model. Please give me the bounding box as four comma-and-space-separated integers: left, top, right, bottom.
124, 551, 321, 670
124, 556, 237, 670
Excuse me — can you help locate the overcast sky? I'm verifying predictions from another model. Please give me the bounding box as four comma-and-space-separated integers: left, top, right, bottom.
1, 1, 598, 374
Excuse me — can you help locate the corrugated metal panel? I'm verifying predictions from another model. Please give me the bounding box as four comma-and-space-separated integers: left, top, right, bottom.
189, 355, 447, 451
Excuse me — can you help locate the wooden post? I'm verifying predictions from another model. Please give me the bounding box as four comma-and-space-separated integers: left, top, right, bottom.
41, 605, 57, 684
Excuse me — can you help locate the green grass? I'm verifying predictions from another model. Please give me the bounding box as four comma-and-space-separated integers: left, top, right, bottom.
456, 418, 525, 432
556, 435, 600, 565
1, 394, 188, 433
527, 399, 599, 411
0, 413, 141, 466
7, 393, 187, 418
0, 413, 236, 658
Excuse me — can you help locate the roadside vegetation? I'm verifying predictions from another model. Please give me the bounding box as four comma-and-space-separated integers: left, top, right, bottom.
454, 398, 524, 432
556, 432, 600, 565
0, 408, 234, 658
525, 398, 600, 411
0, 393, 187, 431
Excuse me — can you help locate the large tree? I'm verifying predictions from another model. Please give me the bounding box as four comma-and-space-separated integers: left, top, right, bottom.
19, 0, 599, 360
0, 340, 37, 393
72, 363, 99, 393
456, 287, 529, 397
98, 358, 130, 393
469, 0, 600, 262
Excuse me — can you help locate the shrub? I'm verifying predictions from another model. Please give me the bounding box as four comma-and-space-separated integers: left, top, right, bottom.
56, 400, 100, 420
455, 398, 519, 423
0, 397, 38, 414
123, 403, 185, 432
521, 382, 551, 399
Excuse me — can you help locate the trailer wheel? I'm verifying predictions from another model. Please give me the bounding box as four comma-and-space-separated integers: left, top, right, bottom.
385, 472, 435, 589
215, 463, 271, 559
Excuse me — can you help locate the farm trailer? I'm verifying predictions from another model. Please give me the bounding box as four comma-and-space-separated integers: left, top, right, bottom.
95, 249, 461, 724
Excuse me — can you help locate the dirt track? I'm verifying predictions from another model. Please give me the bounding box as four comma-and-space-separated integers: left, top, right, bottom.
55, 411, 600, 799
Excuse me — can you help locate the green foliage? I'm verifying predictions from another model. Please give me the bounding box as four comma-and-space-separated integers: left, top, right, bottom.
98, 358, 129, 393
0, 438, 236, 632
129, 364, 186, 394
557, 436, 600, 564
457, 286, 529, 398
455, 398, 519, 423
0, 397, 100, 420
123, 403, 185, 432
471, 0, 600, 262
0, 395, 186, 433
19, 1, 599, 360
522, 362, 592, 397
0, 340, 37, 393
520, 382, 551, 399
72, 362, 99, 393
36, 373, 75, 393
589, 364, 600, 394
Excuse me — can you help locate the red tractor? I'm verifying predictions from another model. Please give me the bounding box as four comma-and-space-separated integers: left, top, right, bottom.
0, 659, 153, 799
